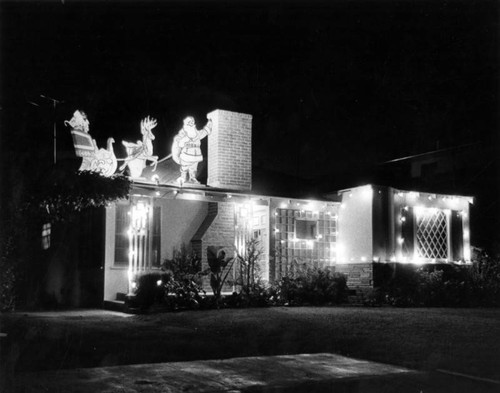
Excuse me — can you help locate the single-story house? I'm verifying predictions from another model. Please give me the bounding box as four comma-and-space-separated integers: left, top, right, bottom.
94, 109, 472, 304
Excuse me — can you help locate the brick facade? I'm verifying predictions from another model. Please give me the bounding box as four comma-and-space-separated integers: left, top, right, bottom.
335, 263, 374, 288
207, 109, 252, 191
191, 201, 236, 292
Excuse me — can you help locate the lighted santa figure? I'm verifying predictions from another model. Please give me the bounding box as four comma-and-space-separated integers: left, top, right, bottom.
172, 116, 212, 184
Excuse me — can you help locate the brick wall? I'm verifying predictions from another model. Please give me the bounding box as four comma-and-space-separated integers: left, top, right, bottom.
207, 109, 252, 191
335, 263, 374, 288
191, 201, 236, 292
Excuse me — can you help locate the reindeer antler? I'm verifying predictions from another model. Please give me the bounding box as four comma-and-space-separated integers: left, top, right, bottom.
141, 116, 157, 134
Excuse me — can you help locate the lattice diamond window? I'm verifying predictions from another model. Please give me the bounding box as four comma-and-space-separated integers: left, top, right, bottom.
415, 208, 448, 260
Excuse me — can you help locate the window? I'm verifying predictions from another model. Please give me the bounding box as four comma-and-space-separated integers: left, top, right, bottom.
114, 202, 162, 268
41, 223, 51, 250
114, 204, 131, 267
295, 219, 317, 240
151, 206, 161, 267
274, 208, 337, 278
415, 207, 449, 260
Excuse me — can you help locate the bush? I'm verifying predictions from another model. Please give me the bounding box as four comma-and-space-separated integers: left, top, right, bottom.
273, 267, 348, 306
127, 270, 206, 311
372, 257, 500, 307
465, 250, 500, 306
127, 272, 167, 310
162, 276, 206, 311
225, 283, 272, 308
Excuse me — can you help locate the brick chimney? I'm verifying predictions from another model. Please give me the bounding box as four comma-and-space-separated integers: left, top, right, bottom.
207, 109, 252, 191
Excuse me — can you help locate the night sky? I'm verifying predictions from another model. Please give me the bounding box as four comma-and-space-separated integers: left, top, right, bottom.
1, 0, 498, 182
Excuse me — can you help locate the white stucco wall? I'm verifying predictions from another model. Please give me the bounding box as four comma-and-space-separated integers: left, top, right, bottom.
157, 198, 208, 261
104, 202, 129, 301
337, 185, 374, 263
104, 198, 209, 302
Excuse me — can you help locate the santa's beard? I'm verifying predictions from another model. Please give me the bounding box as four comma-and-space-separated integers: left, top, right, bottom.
184, 125, 197, 138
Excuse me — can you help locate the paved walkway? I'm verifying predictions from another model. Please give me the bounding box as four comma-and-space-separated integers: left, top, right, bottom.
10, 352, 500, 392
11, 353, 414, 392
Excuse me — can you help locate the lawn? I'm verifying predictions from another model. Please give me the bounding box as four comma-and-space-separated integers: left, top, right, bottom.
1, 307, 500, 382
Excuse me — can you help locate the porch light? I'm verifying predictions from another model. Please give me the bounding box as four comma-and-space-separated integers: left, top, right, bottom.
156, 280, 162, 286
361, 256, 367, 262
397, 237, 404, 245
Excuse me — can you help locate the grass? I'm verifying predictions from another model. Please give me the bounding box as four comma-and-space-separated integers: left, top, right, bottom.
1, 307, 500, 381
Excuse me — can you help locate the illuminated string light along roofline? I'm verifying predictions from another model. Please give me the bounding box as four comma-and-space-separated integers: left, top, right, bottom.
392, 187, 474, 204
129, 183, 340, 207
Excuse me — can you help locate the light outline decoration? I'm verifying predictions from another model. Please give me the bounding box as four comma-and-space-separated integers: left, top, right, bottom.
127, 200, 151, 294
65, 110, 118, 177
392, 187, 473, 264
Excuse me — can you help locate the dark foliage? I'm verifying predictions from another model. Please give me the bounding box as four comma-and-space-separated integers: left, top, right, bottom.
126, 272, 166, 310
0, 234, 17, 311
1, 168, 131, 311
272, 267, 348, 306
225, 284, 272, 308
162, 244, 201, 277
205, 245, 235, 306
371, 255, 500, 307
29, 170, 131, 223
129, 246, 206, 311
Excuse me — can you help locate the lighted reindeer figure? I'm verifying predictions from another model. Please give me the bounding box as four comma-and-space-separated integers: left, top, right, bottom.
119, 116, 159, 178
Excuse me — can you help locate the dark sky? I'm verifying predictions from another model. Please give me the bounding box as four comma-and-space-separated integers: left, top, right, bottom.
1, 0, 499, 180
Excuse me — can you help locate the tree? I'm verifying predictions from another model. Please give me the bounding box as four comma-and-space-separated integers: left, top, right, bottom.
0, 168, 131, 310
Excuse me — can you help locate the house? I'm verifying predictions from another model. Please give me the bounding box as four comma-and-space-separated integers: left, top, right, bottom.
96, 109, 473, 304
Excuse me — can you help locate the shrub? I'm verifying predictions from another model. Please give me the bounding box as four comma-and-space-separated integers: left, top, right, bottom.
372, 258, 500, 307
162, 244, 201, 277
225, 283, 272, 308
163, 277, 206, 311
464, 250, 500, 306
127, 270, 206, 311
205, 246, 235, 306
127, 272, 167, 310
273, 267, 348, 306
